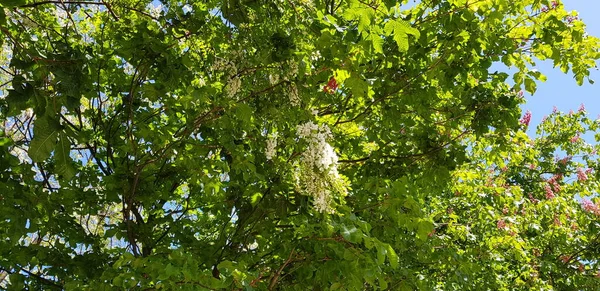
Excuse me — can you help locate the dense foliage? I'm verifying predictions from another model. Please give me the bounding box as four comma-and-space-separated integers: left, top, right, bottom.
0, 0, 599, 290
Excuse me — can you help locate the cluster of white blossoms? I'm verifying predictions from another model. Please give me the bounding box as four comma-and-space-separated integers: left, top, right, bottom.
294, 122, 347, 213
265, 135, 277, 160
212, 55, 244, 98
288, 83, 301, 107
225, 76, 241, 98
268, 74, 279, 85
147, 3, 163, 18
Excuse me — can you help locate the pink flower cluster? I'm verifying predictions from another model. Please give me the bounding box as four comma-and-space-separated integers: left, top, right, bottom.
577, 168, 589, 182
544, 185, 555, 199
557, 156, 571, 166
567, 15, 580, 24
497, 219, 507, 230
528, 193, 539, 204
571, 134, 580, 143
541, 1, 559, 12
581, 199, 600, 215
520, 110, 532, 127
546, 174, 562, 197
553, 215, 562, 226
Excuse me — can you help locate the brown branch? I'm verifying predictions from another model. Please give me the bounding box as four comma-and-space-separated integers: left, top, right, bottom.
20, 267, 63, 289
101, 0, 119, 20
268, 248, 295, 290
19, 1, 106, 8
238, 80, 289, 104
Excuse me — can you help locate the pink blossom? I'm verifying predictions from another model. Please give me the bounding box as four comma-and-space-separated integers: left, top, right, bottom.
497, 219, 507, 230
528, 193, 539, 204
571, 135, 580, 143
577, 168, 588, 182
585, 168, 593, 174
520, 110, 532, 127
582, 199, 599, 215
557, 156, 571, 165
553, 215, 561, 226
579, 103, 586, 112
548, 174, 562, 193
428, 229, 436, 237
567, 16, 579, 24
553, 106, 559, 113
545, 187, 556, 199
528, 164, 536, 170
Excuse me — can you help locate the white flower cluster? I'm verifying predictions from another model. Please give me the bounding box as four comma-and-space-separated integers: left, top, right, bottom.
295, 122, 347, 213
265, 135, 277, 160
286, 60, 299, 78
147, 3, 163, 18
225, 76, 241, 98
288, 83, 300, 107
269, 74, 279, 85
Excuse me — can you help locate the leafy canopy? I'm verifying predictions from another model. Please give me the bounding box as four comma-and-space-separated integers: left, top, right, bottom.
0, 0, 599, 290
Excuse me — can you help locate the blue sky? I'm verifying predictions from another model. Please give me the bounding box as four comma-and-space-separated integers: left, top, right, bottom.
523, 0, 600, 128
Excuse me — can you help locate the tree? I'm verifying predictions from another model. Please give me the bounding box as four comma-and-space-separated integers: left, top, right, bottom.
0, 0, 598, 289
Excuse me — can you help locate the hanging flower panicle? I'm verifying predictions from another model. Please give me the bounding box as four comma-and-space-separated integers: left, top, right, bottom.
548, 174, 562, 193
571, 134, 580, 143
544, 184, 555, 199
577, 167, 588, 182
497, 219, 507, 230
294, 121, 347, 213
265, 135, 277, 160
520, 110, 532, 127
581, 199, 599, 215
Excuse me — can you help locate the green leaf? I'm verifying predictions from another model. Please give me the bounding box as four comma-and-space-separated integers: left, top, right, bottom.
524, 77, 537, 94
368, 32, 384, 54
0, 0, 27, 8
376, 244, 386, 265
55, 134, 76, 180
28, 116, 60, 162
416, 220, 434, 241
384, 19, 420, 52
386, 244, 399, 269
